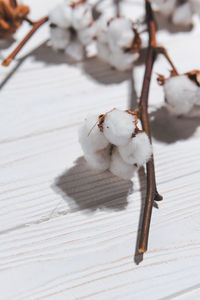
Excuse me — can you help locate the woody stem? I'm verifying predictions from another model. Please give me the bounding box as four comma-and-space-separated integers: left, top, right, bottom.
2, 16, 48, 67
156, 46, 179, 75
138, 0, 162, 254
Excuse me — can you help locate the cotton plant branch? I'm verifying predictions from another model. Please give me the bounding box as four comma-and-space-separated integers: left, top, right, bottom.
137, 0, 163, 254
2, 16, 48, 66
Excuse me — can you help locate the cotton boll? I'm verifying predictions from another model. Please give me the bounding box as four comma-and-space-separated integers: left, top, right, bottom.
66, 40, 84, 60
97, 42, 110, 64
96, 16, 109, 44
49, 3, 72, 28
110, 148, 137, 180
79, 114, 109, 153
72, 4, 92, 30
153, 0, 176, 17
164, 75, 198, 115
109, 52, 139, 71
190, 0, 200, 15
78, 24, 95, 46
103, 109, 136, 146
50, 27, 70, 50
108, 18, 134, 53
119, 132, 152, 167
84, 146, 111, 171
172, 3, 193, 27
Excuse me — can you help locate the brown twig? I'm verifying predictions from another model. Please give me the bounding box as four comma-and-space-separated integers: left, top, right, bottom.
156, 46, 179, 75
138, 0, 162, 254
2, 16, 48, 67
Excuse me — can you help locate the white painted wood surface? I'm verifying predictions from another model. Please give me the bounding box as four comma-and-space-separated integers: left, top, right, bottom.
0, 1, 200, 299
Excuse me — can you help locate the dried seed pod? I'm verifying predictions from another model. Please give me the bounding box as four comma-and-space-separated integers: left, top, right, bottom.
0, 0, 29, 38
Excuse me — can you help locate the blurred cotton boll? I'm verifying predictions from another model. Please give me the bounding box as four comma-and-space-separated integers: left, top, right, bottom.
172, 3, 193, 27
48, 1, 95, 60
96, 16, 141, 71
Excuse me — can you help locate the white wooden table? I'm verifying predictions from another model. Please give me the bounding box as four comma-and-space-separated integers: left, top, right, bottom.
0, 1, 200, 299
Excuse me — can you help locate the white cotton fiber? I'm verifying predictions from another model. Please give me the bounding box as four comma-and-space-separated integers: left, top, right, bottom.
84, 145, 111, 171
65, 40, 84, 60
49, 3, 72, 28
119, 132, 152, 166
78, 24, 95, 46
109, 148, 137, 180
103, 109, 136, 146
164, 75, 198, 115
109, 52, 139, 71
172, 3, 193, 27
50, 27, 70, 50
96, 16, 109, 44
107, 18, 134, 53
79, 114, 109, 153
72, 3, 92, 30
156, 0, 176, 17
97, 42, 110, 63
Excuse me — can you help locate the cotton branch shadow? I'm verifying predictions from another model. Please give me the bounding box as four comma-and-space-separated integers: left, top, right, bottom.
30, 41, 76, 66
154, 11, 193, 33
82, 56, 131, 84
151, 107, 200, 144
53, 157, 133, 213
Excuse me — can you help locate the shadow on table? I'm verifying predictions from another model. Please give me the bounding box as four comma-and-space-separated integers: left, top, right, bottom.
82, 56, 131, 85
53, 157, 133, 213
151, 107, 200, 144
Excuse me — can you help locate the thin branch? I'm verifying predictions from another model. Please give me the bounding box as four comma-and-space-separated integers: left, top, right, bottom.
138, 0, 162, 254
156, 46, 179, 75
2, 16, 48, 67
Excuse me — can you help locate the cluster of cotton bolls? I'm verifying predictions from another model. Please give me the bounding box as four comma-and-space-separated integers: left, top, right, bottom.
95, 16, 141, 71
157, 70, 200, 117
48, 0, 141, 70
78, 109, 152, 180
48, 0, 95, 60
150, 0, 200, 27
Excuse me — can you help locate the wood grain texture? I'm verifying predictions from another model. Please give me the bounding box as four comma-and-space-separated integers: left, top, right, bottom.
0, 0, 200, 299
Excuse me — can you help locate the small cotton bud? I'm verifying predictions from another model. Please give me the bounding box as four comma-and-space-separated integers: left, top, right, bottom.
65, 40, 84, 60
78, 24, 95, 46
118, 132, 152, 167
110, 148, 137, 180
72, 3, 92, 30
49, 2, 72, 28
84, 146, 111, 172
150, 0, 176, 17
103, 109, 136, 146
172, 3, 193, 27
164, 75, 198, 116
107, 18, 134, 54
50, 27, 70, 50
79, 114, 109, 153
